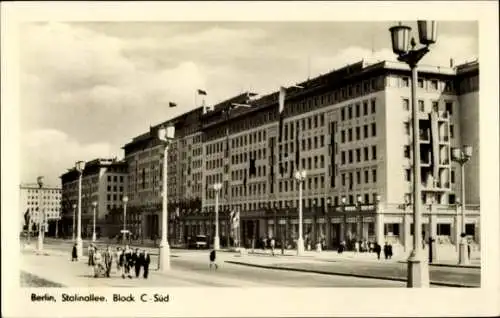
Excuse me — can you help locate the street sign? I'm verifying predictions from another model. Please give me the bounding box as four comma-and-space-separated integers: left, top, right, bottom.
120, 230, 130, 234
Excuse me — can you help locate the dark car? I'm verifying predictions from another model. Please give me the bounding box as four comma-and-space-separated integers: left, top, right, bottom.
188, 235, 209, 249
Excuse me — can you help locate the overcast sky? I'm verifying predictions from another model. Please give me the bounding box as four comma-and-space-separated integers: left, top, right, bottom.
19, 21, 478, 186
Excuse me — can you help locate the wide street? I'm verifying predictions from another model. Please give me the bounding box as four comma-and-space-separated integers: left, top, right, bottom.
20, 239, 479, 288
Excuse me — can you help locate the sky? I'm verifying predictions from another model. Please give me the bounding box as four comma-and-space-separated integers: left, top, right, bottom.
19, 21, 478, 186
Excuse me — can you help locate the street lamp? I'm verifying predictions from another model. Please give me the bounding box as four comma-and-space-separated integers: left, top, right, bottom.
92, 201, 97, 242
389, 20, 437, 288
157, 123, 175, 271
72, 204, 76, 241
122, 196, 128, 244
75, 160, 85, 258
451, 145, 473, 264
294, 169, 307, 256
36, 176, 44, 251
213, 183, 223, 250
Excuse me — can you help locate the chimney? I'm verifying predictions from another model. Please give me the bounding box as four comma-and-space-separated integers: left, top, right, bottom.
449, 58, 454, 68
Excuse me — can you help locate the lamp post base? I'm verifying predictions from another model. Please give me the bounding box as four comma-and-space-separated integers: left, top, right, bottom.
159, 241, 171, 271
76, 237, 83, 259
406, 250, 430, 287
37, 235, 44, 251
214, 236, 220, 251
458, 243, 469, 265
296, 237, 305, 256
92, 233, 97, 242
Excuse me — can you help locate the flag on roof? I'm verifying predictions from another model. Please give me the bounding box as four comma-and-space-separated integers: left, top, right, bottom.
169, 102, 177, 107
197, 89, 207, 96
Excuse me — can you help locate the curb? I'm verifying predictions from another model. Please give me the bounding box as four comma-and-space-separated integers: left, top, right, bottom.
225, 260, 478, 288
401, 261, 480, 269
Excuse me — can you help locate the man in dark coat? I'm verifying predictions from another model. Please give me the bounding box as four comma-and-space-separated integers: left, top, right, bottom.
123, 245, 133, 279
133, 248, 142, 278
104, 246, 113, 277
209, 249, 218, 270
383, 242, 389, 260
71, 243, 78, 262
374, 243, 381, 260
141, 249, 151, 279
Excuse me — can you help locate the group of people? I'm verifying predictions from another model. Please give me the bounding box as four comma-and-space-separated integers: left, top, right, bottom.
336, 240, 394, 260
71, 243, 151, 279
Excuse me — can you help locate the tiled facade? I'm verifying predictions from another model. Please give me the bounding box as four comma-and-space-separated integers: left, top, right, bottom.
59, 158, 128, 238
121, 59, 479, 254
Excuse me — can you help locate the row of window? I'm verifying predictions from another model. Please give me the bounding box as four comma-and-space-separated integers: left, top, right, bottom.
340, 99, 377, 121
340, 146, 377, 164
107, 175, 125, 183
25, 189, 61, 194
340, 123, 376, 143
340, 169, 378, 186
402, 99, 454, 115
403, 123, 455, 139
401, 76, 454, 93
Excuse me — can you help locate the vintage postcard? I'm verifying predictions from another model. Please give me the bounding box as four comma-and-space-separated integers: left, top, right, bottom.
1, 1, 499, 317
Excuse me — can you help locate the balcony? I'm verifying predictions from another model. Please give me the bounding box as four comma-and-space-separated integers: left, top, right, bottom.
421, 180, 451, 192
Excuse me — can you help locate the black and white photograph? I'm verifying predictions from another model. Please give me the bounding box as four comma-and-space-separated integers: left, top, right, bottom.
2, 1, 499, 317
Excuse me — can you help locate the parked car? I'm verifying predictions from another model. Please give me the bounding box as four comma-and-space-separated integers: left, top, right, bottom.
188, 235, 209, 249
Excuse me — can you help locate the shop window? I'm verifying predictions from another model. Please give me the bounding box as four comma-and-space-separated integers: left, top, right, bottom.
384, 223, 400, 236
437, 223, 451, 236
465, 224, 475, 236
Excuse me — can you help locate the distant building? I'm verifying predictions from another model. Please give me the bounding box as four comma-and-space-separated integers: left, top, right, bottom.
59, 158, 128, 238
19, 183, 61, 236
121, 59, 479, 254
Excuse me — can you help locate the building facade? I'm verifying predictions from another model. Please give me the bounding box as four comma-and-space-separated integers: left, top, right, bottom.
122, 59, 480, 256
19, 183, 62, 236
60, 158, 128, 239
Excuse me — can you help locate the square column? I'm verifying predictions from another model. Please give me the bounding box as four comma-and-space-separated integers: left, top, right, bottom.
454, 214, 460, 249
375, 213, 384, 247
429, 212, 438, 261
403, 212, 412, 253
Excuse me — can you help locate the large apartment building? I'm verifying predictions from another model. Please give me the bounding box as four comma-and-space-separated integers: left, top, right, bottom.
122, 58, 479, 254
59, 158, 128, 238
19, 183, 62, 236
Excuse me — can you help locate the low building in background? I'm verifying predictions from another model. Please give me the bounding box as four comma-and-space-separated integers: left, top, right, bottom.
19, 183, 62, 236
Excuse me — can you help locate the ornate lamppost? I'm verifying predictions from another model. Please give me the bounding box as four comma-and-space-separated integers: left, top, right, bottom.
213, 183, 222, 250
92, 201, 97, 242
389, 20, 437, 287
72, 203, 76, 241
36, 176, 45, 251
294, 169, 307, 255
122, 196, 128, 244
451, 145, 473, 264
75, 161, 86, 258
157, 123, 175, 271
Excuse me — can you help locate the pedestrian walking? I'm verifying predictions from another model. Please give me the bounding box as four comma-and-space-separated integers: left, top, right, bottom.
374, 243, 381, 260
93, 248, 104, 278
133, 248, 141, 278
383, 242, 389, 260
141, 249, 151, 279
104, 246, 113, 277
388, 243, 393, 259
71, 243, 78, 262
122, 245, 133, 279
88, 244, 95, 266
354, 241, 360, 254
209, 249, 218, 270
115, 247, 122, 273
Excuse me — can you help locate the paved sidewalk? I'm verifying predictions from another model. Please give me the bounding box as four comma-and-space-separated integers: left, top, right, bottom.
20, 248, 273, 287
225, 248, 481, 269
225, 253, 480, 288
